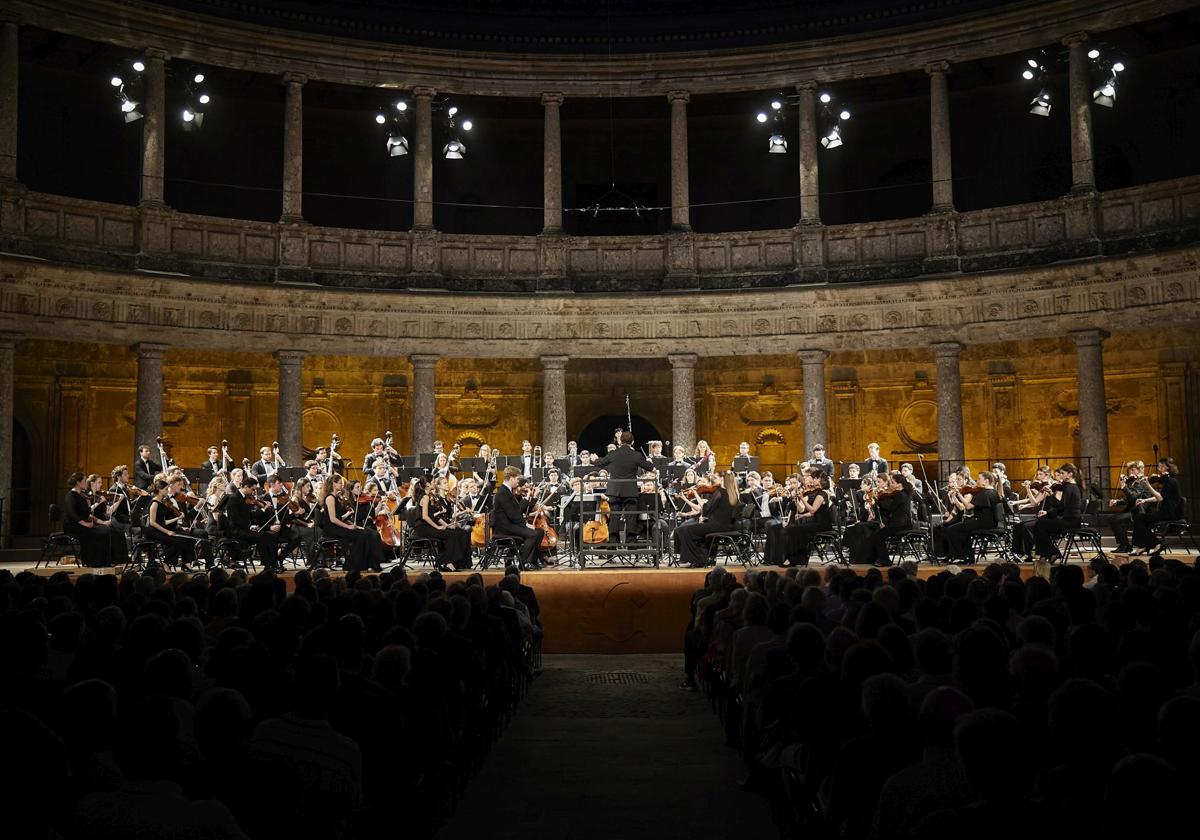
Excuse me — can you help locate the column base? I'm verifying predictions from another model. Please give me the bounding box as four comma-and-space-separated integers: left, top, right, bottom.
138, 199, 171, 212
1067, 185, 1097, 198
279, 214, 306, 225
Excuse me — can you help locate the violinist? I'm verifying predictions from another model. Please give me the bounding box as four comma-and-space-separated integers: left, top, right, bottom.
494, 466, 543, 570
673, 472, 737, 568
202, 474, 228, 545
763, 470, 825, 567
85, 474, 124, 554
223, 475, 273, 570
146, 476, 200, 570
844, 471, 913, 566
365, 460, 399, 497
414, 476, 471, 571
223, 468, 246, 498
288, 476, 318, 566
1017, 464, 1082, 565
559, 477, 586, 551
1108, 460, 1153, 553
63, 471, 126, 567
347, 480, 370, 527
256, 474, 300, 571
692, 440, 717, 474
991, 462, 1015, 500
936, 471, 1001, 564
105, 465, 138, 543
319, 473, 383, 572
1130, 458, 1183, 555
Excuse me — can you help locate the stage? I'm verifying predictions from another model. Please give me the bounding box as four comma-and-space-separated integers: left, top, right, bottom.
20, 555, 1180, 653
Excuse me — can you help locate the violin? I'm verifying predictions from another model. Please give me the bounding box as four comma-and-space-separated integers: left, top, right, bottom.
960, 486, 987, 496
174, 490, 203, 507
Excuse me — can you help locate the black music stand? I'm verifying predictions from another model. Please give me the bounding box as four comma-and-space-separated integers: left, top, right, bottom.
458, 458, 485, 475
553, 458, 572, 474
182, 468, 208, 490
398, 456, 418, 469
399, 467, 426, 482
277, 467, 307, 482
418, 452, 437, 468
732, 456, 760, 474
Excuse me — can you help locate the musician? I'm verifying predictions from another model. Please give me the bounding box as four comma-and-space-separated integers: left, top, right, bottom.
431, 452, 456, 489
668, 446, 689, 467
299, 459, 325, 486
566, 440, 579, 468
674, 472, 738, 568
256, 475, 301, 570
202, 474, 229, 547
809, 445, 835, 479
493, 466, 543, 569
250, 446, 279, 482
1018, 464, 1082, 565
224, 468, 246, 497
731, 441, 752, 471
519, 440, 535, 478
133, 444, 160, 490
590, 431, 657, 542
145, 475, 200, 570
106, 465, 138, 537
221, 476, 275, 570
843, 471, 913, 566
200, 446, 227, 482
1131, 458, 1183, 555
363, 438, 400, 475
863, 442, 889, 477
779, 469, 833, 567
647, 441, 665, 462
62, 472, 125, 567
751, 472, 790, 530
365, 460, 399, 496
317, 473, 383, 572
991, 463, 1014, 500
936, 471, 1001, 564
637, 476, 670, 552
409, 477, 468, 571
899, 463, 924, 496
1107, 460, 1153, 552
288, 477, 319, 566
692, 441, 717, 474
314, 446, 344, 475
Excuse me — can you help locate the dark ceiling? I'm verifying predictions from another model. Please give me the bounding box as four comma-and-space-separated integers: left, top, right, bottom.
146, 0, 1025, 54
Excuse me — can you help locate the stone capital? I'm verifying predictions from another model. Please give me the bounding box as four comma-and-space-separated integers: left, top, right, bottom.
540, 354, 569, 370
540, 91, 564, 107
931, 341, 964, 359
666, 90, 691, 105
133, 341, 168, 359
795, 81, 818, 93
668, 352, 698, 369
1071, 328, 1110, 347
274, 348, 306, 366
1061, 31, 1089, 47
281, 71, 308, 87
797, 349, 829, 366
409, 353, 440, 369
925, 60, 951, 76
411, 85, 437, 99
143, 46, 169, 61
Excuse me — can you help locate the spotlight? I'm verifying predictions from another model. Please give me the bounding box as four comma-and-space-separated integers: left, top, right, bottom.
120, 94, 142, 122
193, 73, 205, 84
387, 133, 409, 157
448, 105, 458, 116
198, 93, 210, 104
1022, 69, 1035, 80
132, 60, 145, 72
375, 112, 387, 124
462, 120, 473, 131
443, 138, 465, 159
768, 133, 787, 153
1092, 83, 1116, 108
1112, 61, 1125, 73
182, 108, 195, 122
770, 100, 782, 110
820, 126, 842, 149
395, 100, 407, 111
1027, 58, 1039, 68
1029, 91, 1051, 117
756, 112, 768, 123
110, 75, 123, 87
819, 92, 831, 104
1087, 48, 1100, 59
839, 110, 850, 120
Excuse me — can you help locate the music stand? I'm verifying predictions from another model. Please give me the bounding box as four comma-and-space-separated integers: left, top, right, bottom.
458, 458, 484, 475
732, 456, 760, 474
668, 465, 690, 484
398, 456, 418, 469
399, 467, 426, 482
418, 452, 437, 468
553, 458, 572, 474
182, 468, 208, 490
277, 467, 307, 482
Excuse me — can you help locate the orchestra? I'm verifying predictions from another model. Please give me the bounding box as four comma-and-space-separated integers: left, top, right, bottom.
51, 431, 1188, 573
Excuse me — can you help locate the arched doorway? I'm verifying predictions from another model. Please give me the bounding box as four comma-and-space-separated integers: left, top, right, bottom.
577, 414, 664, 457
11, 420, 32, 537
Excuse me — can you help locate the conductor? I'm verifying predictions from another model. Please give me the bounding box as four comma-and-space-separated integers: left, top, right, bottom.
590, 431, 656, 541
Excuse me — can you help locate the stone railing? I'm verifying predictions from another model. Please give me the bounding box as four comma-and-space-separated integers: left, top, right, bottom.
2, 176, 1199, 294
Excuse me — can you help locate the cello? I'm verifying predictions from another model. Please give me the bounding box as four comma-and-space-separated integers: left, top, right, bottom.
525, 483, 559, 549
581, 497, 611, 544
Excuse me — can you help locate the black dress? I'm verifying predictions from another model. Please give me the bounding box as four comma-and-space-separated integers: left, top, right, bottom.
1029, 483, 1082, 559
323, 496, 384, 572
938, 488, 1000, 562
674, 491, 734, 567
147, 498, 198, 567
1132, 475, 1183, 549
412, 496, 472, 570
62, 490, 126, 567
784, 491, 834, 566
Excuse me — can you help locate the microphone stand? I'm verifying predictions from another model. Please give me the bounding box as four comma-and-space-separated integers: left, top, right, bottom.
917, 453, 943, 561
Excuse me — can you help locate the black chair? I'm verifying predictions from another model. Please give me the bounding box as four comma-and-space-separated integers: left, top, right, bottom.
706, 531, 756, 566
969, 502, 1012, 564
884, 530, 928, 564
1058, 515, 1106, 564
811, 530, 845, 565
400, 519, 444, 569
481, 535, 522, 569
1151, 499, 1197, 554
37, 504, 81, 569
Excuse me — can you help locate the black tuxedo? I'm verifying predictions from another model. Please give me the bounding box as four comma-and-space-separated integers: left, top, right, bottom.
863, 457, 889, 476
133, 458, 161, 490
591, 445, 656, 500
199, 460, 227, 482
493, 483, 541, 567
250, 459, 279, 482
520, 454, 534, 478
809, 457, 835, 478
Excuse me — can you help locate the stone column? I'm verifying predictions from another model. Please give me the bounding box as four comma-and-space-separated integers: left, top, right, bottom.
412, 86, 435, 230
541, 92, 564, 234
540, 355, 568, 454
280, 72, 306, 223
410, 354, 439, 453
274, 349, 305, 466
797, 82, 820, 224
1064, 32, 1095, 194
0, 20, 18, 182
133, 342, 167, 457
797, 350, 829, 455
140, 48, 168, 208
1072, 328, 1110, 486
932, 342, 965, 469
669, 353, 698, 452
0, 332, 18, 546
926, 61, 954, 212
667, 91, 691, 231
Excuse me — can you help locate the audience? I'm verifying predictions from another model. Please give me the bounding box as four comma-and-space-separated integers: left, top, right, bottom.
684, 557, 1200, 838
0, 563, 540, 839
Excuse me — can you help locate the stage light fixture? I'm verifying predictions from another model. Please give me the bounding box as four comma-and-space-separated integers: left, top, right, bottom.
443, 138, 465, 159
198, 94, 210, 104
462, 120, 473, 131
756, 112, 768, 123
132, 60, 145, 72
182, 108, 194, 122
1022, 69, 1035, 80
448, 106, 458, 116
819, 93, 831, 104
821, 125, 843, 149
193, 73, 205, 84
771, 100, 782, 110
1087, 48, 1100, 59
1092, 84, 1116, 107
120, 94, 142, 122
395, 101, 408, 111
768, 133, 787, 153
1029, 90, 1051, 117
840, 110, 851, 121
1113, 61, 1125, 72
110, 76, 123, 87
375, 112, 386, 124
387, 133, 409, 156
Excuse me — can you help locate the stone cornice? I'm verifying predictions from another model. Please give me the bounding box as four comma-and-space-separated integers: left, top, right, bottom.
2, 248, 1196, 358
9, 0, 1191, 97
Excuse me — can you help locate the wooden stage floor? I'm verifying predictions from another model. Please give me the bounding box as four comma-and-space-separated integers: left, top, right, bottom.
24, 556, 1181, 653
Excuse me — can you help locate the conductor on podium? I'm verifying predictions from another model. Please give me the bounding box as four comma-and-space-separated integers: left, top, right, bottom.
591, 432, 656, 540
